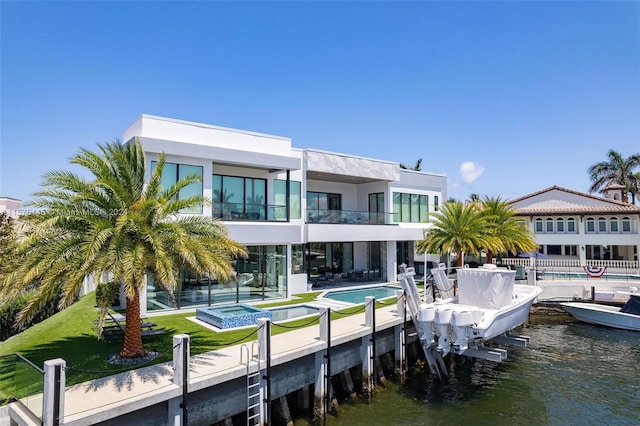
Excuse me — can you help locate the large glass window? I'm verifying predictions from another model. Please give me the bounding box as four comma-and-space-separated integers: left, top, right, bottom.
586, 217, 595, 233
393, 192, 428, 223
306, 242, 353, 282
213, 175, 267, 219
151, 161, 203, 214
622, 217, 631, 232
274, 179, 301, 220
369, 193, 385, 224
292, 244, 304, 274
145, 244, 287, 311
556, 218, 564, 233
307, 192, 341, 222
567, 218, 576, 233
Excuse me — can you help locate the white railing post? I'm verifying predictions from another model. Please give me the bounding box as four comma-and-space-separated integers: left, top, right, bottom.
169, 334, 190, 426
43, 358, 65, 426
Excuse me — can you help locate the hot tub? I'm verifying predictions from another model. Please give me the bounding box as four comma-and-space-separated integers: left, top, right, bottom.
196, 304, 272, 329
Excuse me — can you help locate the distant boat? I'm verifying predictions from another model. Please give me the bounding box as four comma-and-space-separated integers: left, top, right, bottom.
398, 263, 542, 380
561, 293, 640, 332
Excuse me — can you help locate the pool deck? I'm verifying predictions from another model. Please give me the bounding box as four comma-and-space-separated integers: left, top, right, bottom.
27, 301, 403, 425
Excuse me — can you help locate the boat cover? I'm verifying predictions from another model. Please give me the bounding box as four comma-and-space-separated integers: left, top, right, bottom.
619, 295, 640, 315
456, 267, 515, 309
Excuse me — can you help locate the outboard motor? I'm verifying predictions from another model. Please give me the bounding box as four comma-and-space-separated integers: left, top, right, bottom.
451, 310, 474, 352
418, 304, 436, 345
435, 307, 453, 355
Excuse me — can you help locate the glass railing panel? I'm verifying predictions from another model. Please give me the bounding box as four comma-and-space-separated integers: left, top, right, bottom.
213, 203, 287, 221
306, 209, 397, 224
0, 354, 44, 420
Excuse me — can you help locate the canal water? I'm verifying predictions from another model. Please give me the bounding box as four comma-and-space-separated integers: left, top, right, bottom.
293, 316, 640, 425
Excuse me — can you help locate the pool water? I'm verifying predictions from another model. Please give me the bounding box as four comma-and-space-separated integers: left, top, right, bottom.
269, 305, 320, 322
323, 286, 400, 304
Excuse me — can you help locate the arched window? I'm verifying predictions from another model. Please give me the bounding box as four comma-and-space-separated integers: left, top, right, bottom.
535, 218, 543, 233
598, 217, 607, 233
546, 218, 554, 233
556, 218, 564, 233
610, 217, 619, 233
586, 217, 595, 233
622, 217, 631, 233
567, 217, 576, 233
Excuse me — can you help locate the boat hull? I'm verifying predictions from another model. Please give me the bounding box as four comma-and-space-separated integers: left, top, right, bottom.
561, 302, 640, 331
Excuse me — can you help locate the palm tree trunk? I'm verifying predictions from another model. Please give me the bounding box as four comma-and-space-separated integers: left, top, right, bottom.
120, 289, 145, 358
486, 251, 494, 264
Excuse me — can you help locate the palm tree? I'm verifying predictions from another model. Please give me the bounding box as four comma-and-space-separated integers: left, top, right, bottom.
588, 150, 640, 204
400, 158, 422, 171
0, 212, 17, 271
480, 196, 537, 263
630, 171, 640, 205
416, 201, 495, 267
0, 140, 247, 358
467, 193, 480, 204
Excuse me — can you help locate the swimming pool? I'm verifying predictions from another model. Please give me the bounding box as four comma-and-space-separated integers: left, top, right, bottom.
323, 285, 400, 304
268, 305, 320, 322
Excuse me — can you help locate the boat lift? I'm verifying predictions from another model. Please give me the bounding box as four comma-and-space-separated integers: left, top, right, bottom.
398, 264, 537, 380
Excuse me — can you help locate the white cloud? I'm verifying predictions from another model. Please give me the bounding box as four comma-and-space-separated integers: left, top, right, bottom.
460, 162, 485, 184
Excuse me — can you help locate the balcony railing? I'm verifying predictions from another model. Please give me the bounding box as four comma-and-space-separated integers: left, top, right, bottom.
213, 203, 287, 222
306, 209, 397, 225
0, 353, 44, 420
499, 258, 640, 281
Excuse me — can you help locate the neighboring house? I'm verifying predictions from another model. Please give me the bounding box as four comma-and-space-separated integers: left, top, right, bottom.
124, 115, 446, 313
508, 186, 640, 266
0, 197, 21, 219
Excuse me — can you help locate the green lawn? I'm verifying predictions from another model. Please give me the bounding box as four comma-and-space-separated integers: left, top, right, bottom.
0, 290, 383, 387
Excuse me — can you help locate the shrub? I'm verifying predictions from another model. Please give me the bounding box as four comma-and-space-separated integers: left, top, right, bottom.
0, 292, 61, 341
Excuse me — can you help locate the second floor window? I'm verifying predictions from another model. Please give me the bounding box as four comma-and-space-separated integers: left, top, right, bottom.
274, 179, 301, 220
393, 192, 428, 223
152, 161, 203, 214
213, 175, 266, 219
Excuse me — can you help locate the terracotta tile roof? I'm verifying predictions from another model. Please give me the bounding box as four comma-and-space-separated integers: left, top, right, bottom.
508, 185, 640, 216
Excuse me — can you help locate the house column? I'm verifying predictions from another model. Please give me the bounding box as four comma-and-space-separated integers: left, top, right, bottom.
578, 216, 587, 266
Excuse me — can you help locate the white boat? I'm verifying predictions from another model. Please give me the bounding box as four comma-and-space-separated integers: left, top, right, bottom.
398, 263, 542, 379
560, 292, 640, 331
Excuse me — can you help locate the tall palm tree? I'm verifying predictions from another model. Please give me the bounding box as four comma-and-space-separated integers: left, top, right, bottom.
480, 196, 537, 263
588, 150, 640, 204
630, 171, 640, 205
416, 201, 495, 267
0, 140, 247, 358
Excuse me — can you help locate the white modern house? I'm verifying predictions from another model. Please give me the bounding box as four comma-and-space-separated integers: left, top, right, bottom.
506, 185, 640, 270
124, 115, 446, 313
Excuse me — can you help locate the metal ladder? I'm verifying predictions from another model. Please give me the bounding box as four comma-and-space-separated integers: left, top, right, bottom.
241, 342, 263, 426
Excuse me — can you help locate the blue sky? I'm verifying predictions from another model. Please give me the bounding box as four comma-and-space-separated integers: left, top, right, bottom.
1, 1, 639, 204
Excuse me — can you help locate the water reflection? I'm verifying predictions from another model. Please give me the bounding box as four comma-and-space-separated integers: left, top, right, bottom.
295, 322, 639, 425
